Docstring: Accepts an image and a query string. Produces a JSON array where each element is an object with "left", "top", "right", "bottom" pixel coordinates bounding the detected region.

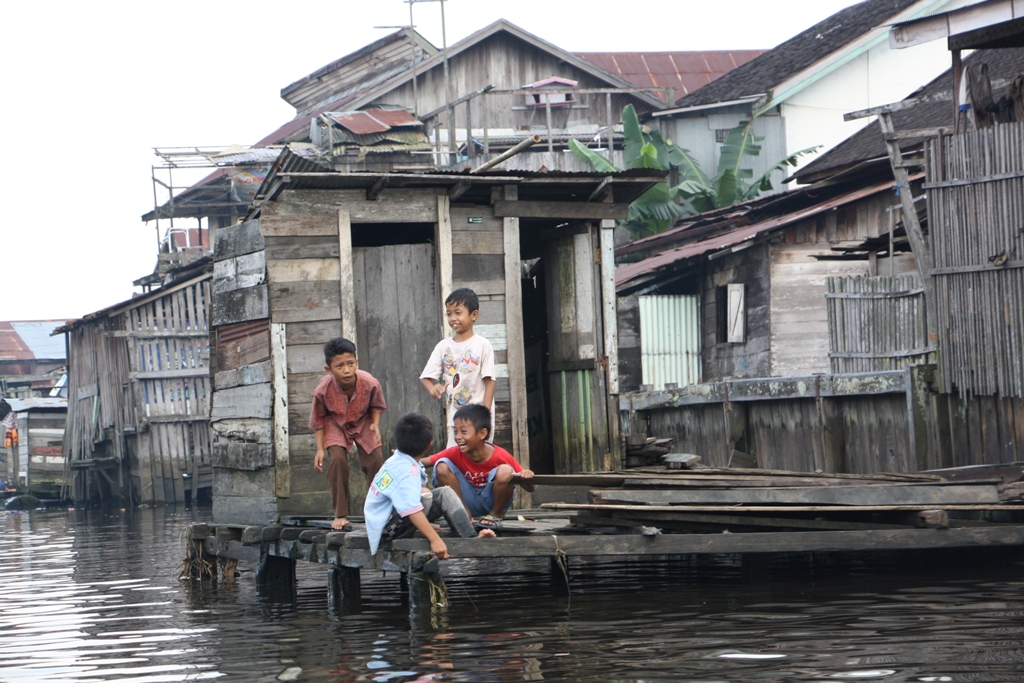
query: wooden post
[
  {"left": 951, "top": 49, "right": 963, "bottom": 134},
  {"left": 545, "top": 99, "right": 554, "bottom": 154},
  {"left": 465, "top": 101, "right": 474, "bottom": 164},
  {"left": 255, "top": 552, "right": 296, "bottom": 591},
  {"left": 271, "top": 323, "right": 289, "bottom": 498},
  {"left": 549, "top": 555, "right": 570, "bottom": 593},
  {"left": 599, "top": 220, "right": 621, "bottom": 468},
  {"left": 327, "top": 565, "right": 362, "bottom": 614},
  {"left": 606, "top": 92, "right": 614, "bottom": 162},
  {"left": 503, "top": 185, "right": 530, "bottom": 507},
  {"left": 483, "top": 92, "right": 490, "bottom": 158},
  {"left": 407, "top": 552, "right": 446, "bottom": 625},
  {"left": 906, "top": 365, "right": 931, "bottom": 472},
  {"left": 436, "top": 195, "right": 453, "bottom": 336},
  {"left": 338, "top": 209, "right": 357, "bottom": 343},
  {"left": 877, "top": 111, "right": 938, "bottom": 349}
]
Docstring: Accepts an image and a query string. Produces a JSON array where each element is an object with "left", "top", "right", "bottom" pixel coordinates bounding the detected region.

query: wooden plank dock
[{"left": 183, "top": 463, "right": 1024, "bottom": 618}]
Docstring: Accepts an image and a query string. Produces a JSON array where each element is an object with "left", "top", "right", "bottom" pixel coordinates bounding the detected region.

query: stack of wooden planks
[{"left": 537, "top": 464, "right": 1024, "bottom": 534}]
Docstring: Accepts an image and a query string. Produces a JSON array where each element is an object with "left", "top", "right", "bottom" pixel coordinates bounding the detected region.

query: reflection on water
[{"left": 3, "top": 507, "right": 1024, "bottom": 682}]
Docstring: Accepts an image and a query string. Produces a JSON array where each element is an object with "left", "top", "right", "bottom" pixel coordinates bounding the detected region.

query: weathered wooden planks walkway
[{"left": 181, "top": 464, "right": 1024, "bottom": 618}]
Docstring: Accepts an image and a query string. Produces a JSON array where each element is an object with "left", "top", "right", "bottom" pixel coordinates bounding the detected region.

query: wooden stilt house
[
  {"left": 209, "top": 150, "right": 660, "bottom": 523},
  {"left": 59, "top": 261, "right": 214, "bottom": 504}
]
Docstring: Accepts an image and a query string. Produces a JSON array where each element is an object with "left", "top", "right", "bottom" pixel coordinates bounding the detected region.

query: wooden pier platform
[{"left": 183, "top": 464, "right": 1024, "bottom": 617}]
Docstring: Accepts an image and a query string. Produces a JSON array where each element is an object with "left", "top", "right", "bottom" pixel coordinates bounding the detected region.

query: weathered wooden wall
[
  {"left": 382, "top": 33, "right": 654, "bottom": 136},
  {"left": 448, "top": 205, "right": 513, "bottom": 448},
  {"left": 210, "top": 219, "right": 276, "bottom": 523},
  {"left": 926, "top": 122, "right": 1024, "bottom": 398},
  {"left": 826, "top": 274, "right": 934, "bottom": 373},
  {"left": 63, "top": 273, "right": 213, "bottom": 505},
  {"left": 616, "top": 291, "right": 643, "bottom": 394},
  {"left": 623, "top": 369, "right": 1024, "bottom": 474},
  {"left": 702, "top": 244, "right": 772, "bottom": 381},
  {"left": 770, "top": 245, "right": 868, "bottom": 376}
]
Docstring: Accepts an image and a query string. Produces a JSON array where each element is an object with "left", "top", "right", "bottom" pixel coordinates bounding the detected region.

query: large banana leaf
[
  {"left": 672, "top": 145, "right": 712, "bottom": 188},
  {"left": 741, "top": 144, "right": 822, "bottom": 200},
  {"left": 713, "top": 120, "right": 762, "bottom": 187},
  {"left": 567, "top": 138, "right": 621, "bottom": 173},
  {"left": 621, "top": 104, "right": 649, "bottom": 168}
]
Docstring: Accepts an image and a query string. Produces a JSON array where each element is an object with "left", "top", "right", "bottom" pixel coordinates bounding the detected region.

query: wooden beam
[
  {"left": 129, "top": 368, "right": 210, "bottom": 381},
  {"left": 448, "top": 179, "right": 472, "bottom": 201},
  {"left": 493, "top": 200, "right": 630, "bottom": 220},
  {"left": 436, "top": 195, "right": 454, "bottom": 336},
  {"left": 877, "top": 112, "right": 938, "bottom": 348},
  {"left": 590, "top": 483, "right": 1001, "bottom": 506},
  {"left": 271, "top": 323, "right": 290, "bottom": 499},
  {"left": 502, "top": 185, "right": 530, "bottom": 508},
  {"left": 599, "top": 220, "right": 619, "bottom": 396},
  {"left": 366, "top": 176, "right": 388, "bottom": 201},
  {"left": 598, "top": 509, "right": 916, "bottom": 531},
  {"left": 587, "top": 176, "right": 613, "bottom": 202},
  {"left": 599, "top": 219, "right": 620, "bottom": 468},
  {"left": 388, "top": 525, "right": 1024, "bottom": 557},
  {"left": 337, "top": 210, "right": 357, "bottom": 343}
]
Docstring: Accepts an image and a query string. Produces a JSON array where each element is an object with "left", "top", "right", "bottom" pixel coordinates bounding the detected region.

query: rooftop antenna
[{"left": 406, "top": 0, "right": 454, "bottom": 164}]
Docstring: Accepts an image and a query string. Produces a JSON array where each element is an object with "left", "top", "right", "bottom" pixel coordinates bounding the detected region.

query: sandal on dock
[{"left": 474, "top": 514, "right": 504, "bottom": 530}]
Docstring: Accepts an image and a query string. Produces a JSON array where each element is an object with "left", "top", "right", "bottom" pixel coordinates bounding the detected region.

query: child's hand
[
  {"left": 428, "top": 383, "right": 445, "bottom": 399},
  {"left": 314, "top": 449, "right": 325, "bottom": 473},
  {"left": 518, "top": 469, "right": 535, "bottom": 480},
  {"left": 430, "top": 537, "right": 450, "bottom": 560},
  {"left": 370, "top": 423, "right": 380, "bottom": 442}
]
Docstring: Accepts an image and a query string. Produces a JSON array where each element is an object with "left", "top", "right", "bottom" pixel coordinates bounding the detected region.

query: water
[{"left": 3, "top": 507, "right": 1024, "bottom": 682}]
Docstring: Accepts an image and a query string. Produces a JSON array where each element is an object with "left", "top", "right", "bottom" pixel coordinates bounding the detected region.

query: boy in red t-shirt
[{"left": 422, "top": 403, "right": 534, "bottom": 528}]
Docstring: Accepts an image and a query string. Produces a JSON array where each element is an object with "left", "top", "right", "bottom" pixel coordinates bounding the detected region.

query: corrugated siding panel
[{"left": 639, "top": 295, "right": 701, "bottom": 390}]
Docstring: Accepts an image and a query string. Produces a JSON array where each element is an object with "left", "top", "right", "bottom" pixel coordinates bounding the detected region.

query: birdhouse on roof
[{"left": 524, "top": 77, "right": 578, "bottom": 107}]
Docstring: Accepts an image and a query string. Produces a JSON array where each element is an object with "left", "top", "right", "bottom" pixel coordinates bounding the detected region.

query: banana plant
[{"left": 569, "top": 105, "right": 820, "bottom": 237}]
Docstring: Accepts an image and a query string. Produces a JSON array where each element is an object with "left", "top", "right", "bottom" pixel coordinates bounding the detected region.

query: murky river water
[{"left": 4, "top": 506, "right": 1024, "bottom": 682}]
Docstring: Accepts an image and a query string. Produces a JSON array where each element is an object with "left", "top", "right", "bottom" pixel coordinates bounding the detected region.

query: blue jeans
[{"left": 431, "top": 457, "right": 512, "bottom": 518}]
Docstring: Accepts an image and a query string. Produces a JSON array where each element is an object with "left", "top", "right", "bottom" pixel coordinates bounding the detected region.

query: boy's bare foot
[
  {"left": 476, "top": 528, "right": 497, "bottom": 538},
  {"left": 331, "top": 517, "right": 352, "bottom": 531}
]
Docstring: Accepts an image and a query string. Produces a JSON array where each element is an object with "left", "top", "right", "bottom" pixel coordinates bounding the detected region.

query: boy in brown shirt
[{"left": 309, "top": 338, "right": 386, "bottom": 530}]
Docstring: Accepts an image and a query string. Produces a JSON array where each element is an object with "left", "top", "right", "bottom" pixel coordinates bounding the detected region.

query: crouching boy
[
  {"left": 364, "top": 412, "right": 494, "bottom": 558},
  {"left": 425, "top": 403, "right": 535, "bottom": 529}
]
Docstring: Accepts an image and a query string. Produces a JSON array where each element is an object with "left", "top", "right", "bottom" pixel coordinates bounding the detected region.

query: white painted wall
[{"left": 781, "top": 34, "right": 956, "bottom": 175}]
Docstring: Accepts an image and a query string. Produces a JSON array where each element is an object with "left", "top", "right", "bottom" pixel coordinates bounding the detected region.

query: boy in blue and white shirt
[{"left": 364, "top": 412, "right": 495, "bottom": 557}]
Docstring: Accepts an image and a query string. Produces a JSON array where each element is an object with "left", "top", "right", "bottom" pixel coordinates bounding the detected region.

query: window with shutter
[{"left": 727, "top": 283, "right": 745, "bottom": 343}]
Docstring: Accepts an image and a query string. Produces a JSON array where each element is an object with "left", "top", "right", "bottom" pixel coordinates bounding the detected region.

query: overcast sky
[{"left": 1, "top": 0, "right": 865, "bottom": 322}]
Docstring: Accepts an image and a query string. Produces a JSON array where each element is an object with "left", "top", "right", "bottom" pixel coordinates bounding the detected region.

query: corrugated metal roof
[
  {"left": 615, "top": 177, "right": 906, "bottom": 289},
  {"left": 329, "top": 109, "right": 423, "bottom": 135},
  {"left": 6, "top": 397, "right": 67, "bottom": 412},
  {"left": 0, "top": 322, "right": 66, "bottom": 361},
  {"left": 252, "top": 148, "right": 664, "bottom": 209},
  {"left": 367, "top": 109, "right": 423, "bottom": 128},
  {"left": 577, "top": 50, "right": 765, "bottom": 100}
]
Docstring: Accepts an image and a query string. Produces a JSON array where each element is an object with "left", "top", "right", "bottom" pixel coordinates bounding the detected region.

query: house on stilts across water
[{"left": 209, "top": 150, "right": 661, "bottom": 523}]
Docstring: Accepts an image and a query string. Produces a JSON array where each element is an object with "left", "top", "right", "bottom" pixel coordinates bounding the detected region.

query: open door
[{"left": 542, "top": 223, "right": 612, "bottom": 473}]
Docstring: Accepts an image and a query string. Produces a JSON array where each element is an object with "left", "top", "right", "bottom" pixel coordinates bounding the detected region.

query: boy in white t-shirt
[{"left": 420, "top": 288, "right": 496, "bottom": 447}]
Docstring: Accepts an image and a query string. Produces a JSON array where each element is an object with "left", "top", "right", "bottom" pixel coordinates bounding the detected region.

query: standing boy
[
  {"left": 424, "top": 403, "right": 535, "bottom": 528},
  {"left": 364, "top": 412, "right": 495, "bottom": 558},
  {"left": 420, "top": 287, "right": 496, "bottom": 448},
  {"left": 310, "top": 337, "right": 386, "bottom": 531}
]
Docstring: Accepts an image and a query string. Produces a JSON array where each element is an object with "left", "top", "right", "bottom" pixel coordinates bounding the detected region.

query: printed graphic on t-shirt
[
  {"left": 376, "top": 470, "right": 393, "bottom": 491},
  {"left": 442, "top": 347, "right": 482, "bottom": 408}
]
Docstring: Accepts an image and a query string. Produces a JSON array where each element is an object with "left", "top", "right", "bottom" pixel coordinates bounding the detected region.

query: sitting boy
[
  {"left": 424, "top": 403, "right": 535, "bottom": 529},
  {"left": 364, "top": 412, "right": 494, "bottom": 558}
]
